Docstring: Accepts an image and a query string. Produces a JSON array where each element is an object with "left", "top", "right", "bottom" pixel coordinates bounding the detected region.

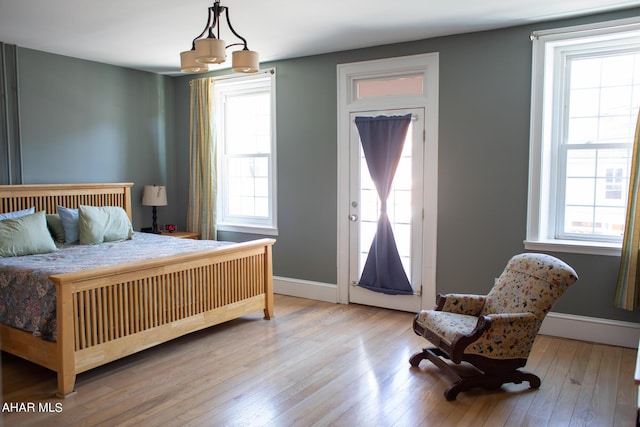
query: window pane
[
  {"left": 565, "top": 177, "right": 595, "bottom": 205},
  {"left": 566, "top": 149, "right": 596, "bottom": 177},
  {"left": 593, "top": 206, "right": 626, "bottom": 237},
  {"left": 225, "top": 91, "right": 271, "bottom": 154},
  {"left": 564, "top": 205, "right": 594, "bottom": 235},
  {"left": 255, "top": 177, "right": 269, "bottom": 198},
  {"left": 254, "top": 157, "right": 269, "bottom": 177},
  {"left": 595, "top": 176, "right": 624, "bottom": 206},
  {"left": 254, "top": 197, "right": 269, "bottom": 217},
  {"left": 598, "top": 115, "right": 634, "bottom": 142},
  {"left": 226, "top": 155, "right": 271, "bottom": 219},
  {"left": 569, "top": 88, "right": 600, "bottom": 117},
  {"left": 600, "top": 86, "right": 633, "bottom": 116},
  {"left": 570, "top": 57, "right": 602, "bottom": 89},
  {"left": 567, "top": 118, "right": 600, "bottom": 144},
  {"left": 356, "top": 74, "right": 424, "bottom": 98},
  {"left": 601, "top": 54, "right": 634, "bottom": 86},
  {"left": 360, "top": 188, "right": 378, "bottom": 222}
]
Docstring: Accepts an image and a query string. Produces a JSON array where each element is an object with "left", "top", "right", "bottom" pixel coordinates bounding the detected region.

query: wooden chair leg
[{"left": 409, "top": 347, "right": 541, "bottom": 401}]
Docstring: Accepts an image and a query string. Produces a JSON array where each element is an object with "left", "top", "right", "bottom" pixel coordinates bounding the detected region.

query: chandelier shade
[
  {"left": 232, "top": 50, "right": 259, "bottom": 73},
  {"left": 180, "top": 0, "right": 259, "bottom": 74},
  {"left": 194, "top": 38, "right": 226, "bottom": 64},
  {"left": 180, "top": 50, "right": 209, "bottom": 73}
]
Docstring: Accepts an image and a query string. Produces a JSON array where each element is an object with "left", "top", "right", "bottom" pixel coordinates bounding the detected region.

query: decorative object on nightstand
[
  {"left": 160, "top": 231, "right": 200, "bottom": 240},
  {"left": 141, "top": 185, "right": 167, "bottom": 234}
]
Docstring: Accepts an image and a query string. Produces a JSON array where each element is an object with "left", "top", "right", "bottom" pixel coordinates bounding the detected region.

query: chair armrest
[
  {"left": 461, "top": 312, "right": 539, "bottom": 360},
  {"left": 436, "top": 293, "right": 486, "bottom": 316}
]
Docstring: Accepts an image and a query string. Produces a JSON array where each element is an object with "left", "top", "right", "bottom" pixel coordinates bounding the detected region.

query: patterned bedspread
[{"left": 0, "top": 233, "right": 232, "bottom": 341}]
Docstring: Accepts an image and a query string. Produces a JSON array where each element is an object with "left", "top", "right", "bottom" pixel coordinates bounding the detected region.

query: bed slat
[{"left": 67, "top": 252, "right": 267, "bottom": 351}]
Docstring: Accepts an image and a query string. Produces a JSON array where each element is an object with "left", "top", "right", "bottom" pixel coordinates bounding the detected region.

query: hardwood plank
[
  {"left": 1, "top": 295, "right": 637, "bottom": 427},
  {"left": 549, "top": 340, "right": 593, "bottom": 425},
  {"left": 616, "top": 346, "right": 637, "bottom": 427}
]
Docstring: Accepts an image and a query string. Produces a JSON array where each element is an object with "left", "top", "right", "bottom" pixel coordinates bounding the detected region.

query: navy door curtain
[{"left": 355, "top": 114, "right": 414, "bottom": 295}]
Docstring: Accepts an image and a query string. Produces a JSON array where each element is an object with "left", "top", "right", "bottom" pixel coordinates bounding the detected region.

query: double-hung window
[
  {"left": 526, "top": 18, "right": 640, "bottom": 255},
  {"left": 214, "top": 70, "right": 277, "bottom": 235}
]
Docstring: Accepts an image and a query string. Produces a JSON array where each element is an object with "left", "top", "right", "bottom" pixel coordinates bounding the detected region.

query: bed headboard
[{"left": 0, "top": 183, "right": 134, "bottom": 221}]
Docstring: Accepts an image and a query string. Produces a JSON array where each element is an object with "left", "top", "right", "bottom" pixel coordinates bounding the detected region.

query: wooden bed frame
[{"left": 0, "top": 182, "right": 275, "bottom": 397}]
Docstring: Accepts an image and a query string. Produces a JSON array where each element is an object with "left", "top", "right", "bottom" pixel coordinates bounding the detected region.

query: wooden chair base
[{"left": 410, "top": 347, "right": 541, "bottom": 401}]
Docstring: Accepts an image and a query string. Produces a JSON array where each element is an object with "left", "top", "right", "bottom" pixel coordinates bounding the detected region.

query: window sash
[
  {"left": 215, "top": 71, "right": 277, "bottom": 234},
  {"left": 554, "top": 48, "right": 637, "bottom": 243}
]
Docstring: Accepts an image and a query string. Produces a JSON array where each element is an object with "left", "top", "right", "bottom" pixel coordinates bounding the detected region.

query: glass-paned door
[{"left": 348, "top": 108, "right": 424, "bottom": 312}]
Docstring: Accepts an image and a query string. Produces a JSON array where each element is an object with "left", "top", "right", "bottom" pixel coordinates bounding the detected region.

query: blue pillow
[
  {"left": 57, "top": 206, "right": 79, "bottom": 244},
  {"left": 0, "top": 206, "right": 35, "bottom": 220}
]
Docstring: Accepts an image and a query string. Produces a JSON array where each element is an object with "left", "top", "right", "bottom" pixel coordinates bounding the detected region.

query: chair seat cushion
[{"left": 415, "top": 310, "right": 479, "bottom": 346}]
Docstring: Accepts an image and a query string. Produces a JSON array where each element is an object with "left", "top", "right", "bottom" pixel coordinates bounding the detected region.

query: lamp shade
[
  {"left": 195, "top": 38, "right": 227, "bottom": 64},
  {"left": 142, "top": 185, "right": 167, "bottom": 207},
  {"left": 180, "top": 50, "right": 209, "bottom": 73},
  {"left": 232, "top": 50, "right": 259, "bottom": 73}
]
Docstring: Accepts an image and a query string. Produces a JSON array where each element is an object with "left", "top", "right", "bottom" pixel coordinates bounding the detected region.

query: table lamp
[{"left": 141, "top": 185, "right": 167, "bottom": 234}]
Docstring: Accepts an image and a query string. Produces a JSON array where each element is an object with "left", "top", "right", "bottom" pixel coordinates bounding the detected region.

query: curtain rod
[
  {"left": 352, "top": 115, "right": 418, "bottom": 122},
  {"left": 189, "top": 68, "right": 275, "bottom": 86}
]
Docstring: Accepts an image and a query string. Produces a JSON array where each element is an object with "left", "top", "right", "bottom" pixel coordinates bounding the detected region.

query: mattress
[{"left": 0, "top": 233, "right": 231, "bottom": 340}]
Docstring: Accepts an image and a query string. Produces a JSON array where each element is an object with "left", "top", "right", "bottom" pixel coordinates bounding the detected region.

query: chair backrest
[{"left": 480, "top": 253, "right": 578, "bottom": 324}]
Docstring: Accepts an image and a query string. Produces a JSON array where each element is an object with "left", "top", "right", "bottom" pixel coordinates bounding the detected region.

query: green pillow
[
  {"left": 46, "top": 214, "right": 66, "bottom": 243},
  {"left": 0, "top": 211, "right": 58, "bottom": 257},
  {"left": 79, "top": 205, "right": 134, "bottom": 245}
]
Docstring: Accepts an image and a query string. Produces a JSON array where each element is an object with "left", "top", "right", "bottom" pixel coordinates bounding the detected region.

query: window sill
[
  {"left": 523, "top": 239, "right": 621, "bottom": 256},
  {"left": 217, "top": 223, "right": 279, "bottom": 236}
]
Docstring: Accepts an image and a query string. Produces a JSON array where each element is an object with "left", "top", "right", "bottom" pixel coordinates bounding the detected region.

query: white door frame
[{"left": 336, "top": 53, "right": 440, "bottom": 310}]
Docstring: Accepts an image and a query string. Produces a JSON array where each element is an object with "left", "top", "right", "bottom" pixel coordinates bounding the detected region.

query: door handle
[{"left": 349, "top": 214, "right": 358, "bottom": 222}]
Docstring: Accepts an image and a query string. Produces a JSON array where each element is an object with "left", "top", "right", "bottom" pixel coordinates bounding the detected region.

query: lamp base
[{"left": 151, "top": 206, "right": 160, "bottom": 234}]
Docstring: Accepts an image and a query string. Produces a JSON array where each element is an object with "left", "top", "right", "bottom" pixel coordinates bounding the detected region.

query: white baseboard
[
  {"left": 273, "top": 276, "right": 338, "bottom": 303},
  {"left": 273, "top": 276, "right": 640, "bottom": 349},
  {"left": 540, "top": 312, "right": 640, "bottom": 349}
]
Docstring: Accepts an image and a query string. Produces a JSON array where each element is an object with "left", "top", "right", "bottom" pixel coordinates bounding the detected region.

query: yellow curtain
[
  {"left": 615, "top": 110, "right": 640, "bottom": 310},
  {"left": 187, "top": 78, "right": 217, "bottom": 240}
]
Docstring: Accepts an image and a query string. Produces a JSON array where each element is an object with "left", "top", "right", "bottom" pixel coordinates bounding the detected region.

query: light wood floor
[{"left": 1, "top": 294, "right": 637, "bottom": 427}]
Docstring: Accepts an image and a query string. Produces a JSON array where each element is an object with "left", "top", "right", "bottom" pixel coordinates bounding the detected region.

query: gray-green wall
[
  {"left": 6, "top": 7, "right": 640, "bottom": 325},
  {"left": 14, "top": 48, "right": 178, "bottom": 230}
]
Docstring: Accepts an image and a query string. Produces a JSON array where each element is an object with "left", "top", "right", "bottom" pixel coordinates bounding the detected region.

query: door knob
[{"left": 349, "top": 214, "right": 358, "bottom": 222}]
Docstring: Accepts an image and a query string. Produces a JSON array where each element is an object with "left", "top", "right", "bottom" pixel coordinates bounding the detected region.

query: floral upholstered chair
[{"left": 410, "top": 253, "right": 578, "bottom": 400}]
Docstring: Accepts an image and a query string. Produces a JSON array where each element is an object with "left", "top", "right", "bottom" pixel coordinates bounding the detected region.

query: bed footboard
[{"left": 49, "top": 238, "right": 275, "bottom": 397}]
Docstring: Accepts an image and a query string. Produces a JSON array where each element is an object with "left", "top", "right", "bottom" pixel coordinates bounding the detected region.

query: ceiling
[{"left": 1, "top": 0, "right": 639, "bottom": 76}]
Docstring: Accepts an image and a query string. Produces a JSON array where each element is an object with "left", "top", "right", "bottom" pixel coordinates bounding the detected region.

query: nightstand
[{"left": 159, "top": 231, "right": 200, "bottom": 240}]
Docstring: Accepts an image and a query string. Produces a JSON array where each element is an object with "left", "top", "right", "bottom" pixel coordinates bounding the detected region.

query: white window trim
[
  {"left": 526, "top": 17, "right": 640, "bottom": 257},
  {"left": 214, "top": 69, "right": 278, "bottom": 235}
]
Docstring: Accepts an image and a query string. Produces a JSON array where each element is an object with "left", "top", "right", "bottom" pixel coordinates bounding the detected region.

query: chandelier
[{"left": 180, "top": 0, "right": 259, "bottom": 74}]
